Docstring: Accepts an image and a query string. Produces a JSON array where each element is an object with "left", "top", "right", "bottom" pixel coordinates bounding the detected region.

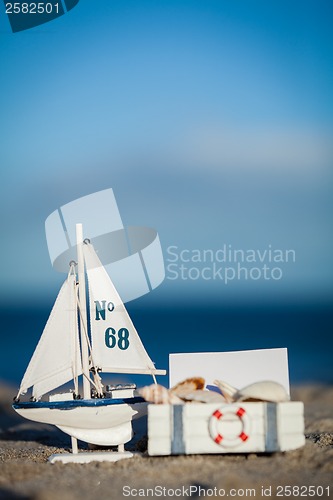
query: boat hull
[{"left": 13, "top": 397, "right": 148, "bottom": 446}]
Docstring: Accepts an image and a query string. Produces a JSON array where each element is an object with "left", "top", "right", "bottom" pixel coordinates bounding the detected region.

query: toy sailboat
[{"left": 13, "top": 224, "right": 166, "bottom": 463}]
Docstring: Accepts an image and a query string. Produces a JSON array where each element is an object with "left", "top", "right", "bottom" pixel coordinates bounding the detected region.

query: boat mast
[{"left": 76, "top": 223, "right": 91, "bottom": 399}]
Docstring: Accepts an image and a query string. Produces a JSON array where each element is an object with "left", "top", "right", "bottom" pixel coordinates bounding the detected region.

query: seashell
[
  {"left": 138, "top": 384, "right": 183, "bottom": 404},
  {"left": 167, "top": 392, "right": 184, "bottom": 404},
  {"left": 182, "top": 390, "right": 227, "bottom": 404},
  {"left": 213, "top": 380, "right": 238, "bottom": 403},
  {"left": 214, "top": 379, "right": 290, "bottom": 403},
  {"left": 236, "top": 381, "right": 290, "bottom": 403},
  {"left": 170, "top": 377, "right": 205, "bottom": 399}
]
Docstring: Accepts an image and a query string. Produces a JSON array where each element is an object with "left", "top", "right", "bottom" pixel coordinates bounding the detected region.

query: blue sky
[{"left": 0, "top": 0, "right": 332, "bottom": 305}]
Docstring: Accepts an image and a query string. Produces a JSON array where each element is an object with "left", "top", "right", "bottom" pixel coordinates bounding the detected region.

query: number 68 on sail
[{"left": 94, "top": 301, "right": 130, "bottom": 350}]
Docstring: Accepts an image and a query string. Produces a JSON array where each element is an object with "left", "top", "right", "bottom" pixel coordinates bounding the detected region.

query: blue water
[{"left": 1, "top": 302, "right": 332, "bottom": 389}]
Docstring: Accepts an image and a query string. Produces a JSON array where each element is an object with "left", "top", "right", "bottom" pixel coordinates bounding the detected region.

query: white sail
[
  {"left": 83, "top": 243, "right": 164, "bottom": 375},
  {"left": 19, "top": 273, "right": 82, "bottom": 400}
]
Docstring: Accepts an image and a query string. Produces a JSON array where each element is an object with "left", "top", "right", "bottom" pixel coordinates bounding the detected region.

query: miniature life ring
[{"left": 208, "top": 406, "right": 250, "bottom": 448}]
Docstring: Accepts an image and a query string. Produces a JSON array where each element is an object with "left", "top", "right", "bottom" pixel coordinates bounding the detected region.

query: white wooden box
[{"left": 148, "top": 402, "right": 305, "bottom": 455}]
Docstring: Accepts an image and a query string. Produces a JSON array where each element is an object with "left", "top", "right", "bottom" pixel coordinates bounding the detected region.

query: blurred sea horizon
[{"left": 2, "top": 300, "right": 332, "bottom": 391}]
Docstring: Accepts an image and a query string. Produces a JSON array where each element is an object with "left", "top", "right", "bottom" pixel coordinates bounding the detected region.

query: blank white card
[{"left": 169, "top": 348, "right": 290, "bottom": 394}]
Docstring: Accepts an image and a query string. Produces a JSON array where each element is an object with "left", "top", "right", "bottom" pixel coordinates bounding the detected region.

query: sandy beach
[{"left": 0, "top": 382, "right": 332, "bottom": 500}]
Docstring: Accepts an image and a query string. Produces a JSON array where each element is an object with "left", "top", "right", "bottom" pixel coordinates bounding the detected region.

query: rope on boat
[
  {"left": 69, "top": 262, "right": 80, "bottom": 397},
  {"left": 75, "top": 284, "right": 104, "bottom": 397}
]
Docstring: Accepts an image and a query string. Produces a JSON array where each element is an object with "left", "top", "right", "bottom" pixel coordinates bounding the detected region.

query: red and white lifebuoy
[{"left": 208, "top": 406, "right": 251, "bottom": 448}]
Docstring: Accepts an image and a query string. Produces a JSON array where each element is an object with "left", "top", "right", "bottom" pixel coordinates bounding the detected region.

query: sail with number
[
  {"left": 83, "top": 243, "right": 163, "bottom": 375},
  {"left": 18, "top": 272, "right": 82, "bottom": 400}
]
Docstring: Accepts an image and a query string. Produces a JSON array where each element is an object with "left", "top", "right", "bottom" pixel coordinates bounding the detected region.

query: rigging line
[
  {"left": 67, "top": 262, "right": 75, "bottom": 279},
  {"left": 75, "top": 286, "right": 104, "bottom": 396},
  {"left": 82, "top": 371, "right": 100, "bottom": 392},
  {"left": 69, "top": 262, "right": 81, "bottom": 396},
  {"left": 75, "top": 288, "right": 93, "bottom": 355},
  {"left": 72, "top": 365, "right": 79, "bottom": 396},
  {"left": 73, "top": 280, "right": 80, "bottom": 394}
]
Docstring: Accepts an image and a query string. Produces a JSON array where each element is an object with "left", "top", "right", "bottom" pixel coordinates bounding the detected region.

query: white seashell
[
  {"left": 170, "top": 377, "right": 205, "bottom": 398},
  {"left": 214, "top": 379, "right": 290, "bottom": 403},
  {"left": 138, "top": 384, "right": 168, "bottom": 403},
  {"left": 168, "top": 393, "right": 185, "bottom": 404},
  {"left": 182, "top": 390, "right": 227, "bottom": 404},
  {"left": 236, "top": 381, "right": 290, "bottom": 403},
  {"left": 138, "top": 384, "right": 183, "bottom": 404},
  {"left": 213, "top": 380, "right": 238, "bottom": 403}
]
